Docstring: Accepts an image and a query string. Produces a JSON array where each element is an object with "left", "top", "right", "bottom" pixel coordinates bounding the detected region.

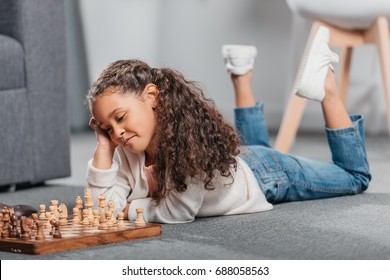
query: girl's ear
[{"left": 143, "top": 83, "right": 159, "bottom": 108}]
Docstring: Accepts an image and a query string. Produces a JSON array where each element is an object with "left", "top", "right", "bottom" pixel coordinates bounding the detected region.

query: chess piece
[
  {"left": 92, "top": 210, "right": 100, "bottom": 226},
  {"left": 31, "top": 213, "right": 38, "bottom": 230},
  {"left": 49, "top": 219, "right": 56, "bottom": 235},
  {"left": 108, "top": 200, "right": 117, "bottom": 225},
  {"left": 85, "top": 187, "right": 92, "bottom": 196},
  {"left": 58, "top": 204, "right": 68, "bottom": 226},
  {"left": 117, "top": 212, "right": 125, "bottom": 228},
  {"left": 38, "top": 204, "right": 46, "bottom": 220},
  {"left": 106, "top": 211, "right": 114, "bottom": 228},
  {"left": 75, "top": 196, "right": 83, "bottom": 220},
  {"left": 20, "top": 216, "right": 32, "bottom": 240},
  {"left": 1, "top": 207, "right": 10, "bottom": 238},
  {"left": 35, "top": 220, "right": 46, "bottom": 240},
  {"left": 72, "top": 207, "right": 81, "bottom": 225},
  {"left": 135, "top": 208, "right": 146, "bottom": 227},
  {"left": 84, "top": 188, "right": 94, "bottom": 223},
  {"left": 82, "top": 209, "right": 90, "bottom": 226},
  {"left": 98, "top": 194, "right": 106, "bottom": 212},
  {"left": 58, "top": 203, "right": 68, "bottom": 218},
  {"left": 8, "top": 207, "right": 15, "bottom": 216},
  {"left": 30, "top": 213, "right": 38, "bottom": 239},
  {"left": 59, "top": 212, "right": 68, "bottom": 226},
  {"left": 52, "top": 220, "right": 62, "bottom": 238},
  {"left": 98, "top": 208, "right": 108, "bottom": 230},
  {"left": 44, "top": 212, "right": 51, "bottom": 228},
  {"left": 0, "top": 213, "right": 3, "bottom": 235},
  {"left": 9, "top": 214, "right": 21, "bottom": 238},
  {"left": 49, "top": 205, "right": 56, "bottom": 220},
  {"left": 50, "top": 200, "right": 60, "bottom": 219},
  {"left": 0, "top": 203, "right": 37, "bottom": 218}
]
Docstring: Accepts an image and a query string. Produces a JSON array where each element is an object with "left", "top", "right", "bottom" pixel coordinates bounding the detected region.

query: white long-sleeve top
[{"left": 87, "top": 146, "right": 273, "bottom": 224}]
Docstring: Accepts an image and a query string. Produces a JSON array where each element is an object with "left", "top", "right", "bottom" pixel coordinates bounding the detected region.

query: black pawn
[
  {"left": 9, "top": 214, "right": 20, "bottom": 238},
  {"left": 53, "top": 220, "right": 62, "bottom": 239}
]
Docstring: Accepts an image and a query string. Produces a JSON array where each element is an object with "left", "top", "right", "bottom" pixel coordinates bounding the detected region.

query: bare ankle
[
  {"left": 323, "top": 69, "right": 338, "bottom": 100},
  {"left": 232, "top": 72, "right": 256, "bottom": 107},
  {"left": 231, "top": 71, "right": 253, "bottom": 87}
]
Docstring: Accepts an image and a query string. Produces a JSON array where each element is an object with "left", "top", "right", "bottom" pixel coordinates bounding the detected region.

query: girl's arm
[
  {"left": 87, "top": 117, "right": 130, "bottom": 213},
  {"left": 127, "top": 182, "right": 207, "bottom": 223},
  {"left": 86, "top": 156, "right": 131, "bottom": 217},
  {"left": 92, "top": 145, "right": 115, "bottom": 170}
]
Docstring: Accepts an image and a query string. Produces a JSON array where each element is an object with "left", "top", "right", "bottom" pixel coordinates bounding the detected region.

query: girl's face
[{"left": 91, "top": 84, "right": 158, "bottom": 155}]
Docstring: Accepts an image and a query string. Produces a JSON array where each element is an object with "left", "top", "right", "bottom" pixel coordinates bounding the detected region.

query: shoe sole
[
  {"left": 222, "top": 45, "right": 257, "bottom": 75},
  {"left": 291, "top": 25, "right": 328, "bottom": 97},
  {"left": 222, "top": 45, "right": 257, "bottom": 59}
]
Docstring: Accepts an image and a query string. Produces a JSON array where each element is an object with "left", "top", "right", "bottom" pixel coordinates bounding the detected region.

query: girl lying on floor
[{"left": 85, "top": 26, "right": 371, "bottom": 223}]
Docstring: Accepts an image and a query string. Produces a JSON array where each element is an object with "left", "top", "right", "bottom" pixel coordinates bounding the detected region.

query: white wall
[
  {"left": 72, "top": 0, "right": 388, "bottom": 135},
  {"left": 77, "top": 0, "right": 292, "bottom": 133},
  {"left": 79, "top": 0, "right": 162, "bottom": 81},
  {"left": 157, "top": 0, "right": 295, "bottom": 130}
]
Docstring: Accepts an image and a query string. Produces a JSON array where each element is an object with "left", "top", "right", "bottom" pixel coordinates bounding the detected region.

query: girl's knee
[{"left": 353, "top": 172, "right": 371, "bottom": 194}]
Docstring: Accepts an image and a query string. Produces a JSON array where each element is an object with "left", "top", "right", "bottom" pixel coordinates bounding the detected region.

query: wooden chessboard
[{"left": 0, "top": 220, "right": 162, "bottom": 255}]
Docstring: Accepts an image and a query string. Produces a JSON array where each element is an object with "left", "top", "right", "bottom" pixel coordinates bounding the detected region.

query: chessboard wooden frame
[{"left": 0, "top": 222, "right": 161, "bottom": 255}]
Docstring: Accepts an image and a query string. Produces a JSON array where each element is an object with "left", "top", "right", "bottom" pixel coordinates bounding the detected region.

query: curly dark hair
[{"left": 86, "top": 59, "right": 240, "bottom": 202}]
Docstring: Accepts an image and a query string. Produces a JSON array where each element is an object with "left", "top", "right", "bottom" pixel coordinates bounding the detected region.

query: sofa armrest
[{"left": 0, "top": 0, "right": 70, "bottom": 182}]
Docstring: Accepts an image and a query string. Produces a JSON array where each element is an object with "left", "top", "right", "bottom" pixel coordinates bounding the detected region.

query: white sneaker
[
  {"left": 293, "top": 26, "right": 339, "bottom": 102},
  {"left": 222, "top": 44, "right": 257, "bottom": 75}
]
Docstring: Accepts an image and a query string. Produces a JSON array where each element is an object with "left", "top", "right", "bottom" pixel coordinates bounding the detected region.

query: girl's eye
[
  {"left": 117, "top": 114, "right": 126, "bottom": 122},
  {"left": 105, "top": 127, "right": 112, "bottom": 133}
]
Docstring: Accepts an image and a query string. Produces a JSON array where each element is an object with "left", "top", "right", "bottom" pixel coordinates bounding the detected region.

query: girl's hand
[
  {"left": 89, "top": 117, "right": 117, "bottom": 150},
  {"left": 123, "top": 202, "right": 131, "bottom": 220},
  {"left": 90, "top": 117, "right": 116, "bottom": 169}
]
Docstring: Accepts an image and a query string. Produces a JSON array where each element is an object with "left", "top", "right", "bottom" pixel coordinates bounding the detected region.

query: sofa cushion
[{"left": 0, "top": 34, "right": 25, "bottom": 90}]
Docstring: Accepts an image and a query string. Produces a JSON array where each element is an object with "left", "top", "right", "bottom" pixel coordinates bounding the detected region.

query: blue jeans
[{"left": 236, "top": 103, "right": 371, "bottom": 204}]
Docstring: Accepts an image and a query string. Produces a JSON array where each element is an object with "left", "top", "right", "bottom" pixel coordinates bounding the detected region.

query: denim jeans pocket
[{"left": 240, "top": 146, "right": 285, "bottom": 184}]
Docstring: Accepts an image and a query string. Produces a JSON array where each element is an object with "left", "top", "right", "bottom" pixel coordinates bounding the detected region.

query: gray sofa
[{"left": 0, "top": 0, "right": 70, "bottom": 187}]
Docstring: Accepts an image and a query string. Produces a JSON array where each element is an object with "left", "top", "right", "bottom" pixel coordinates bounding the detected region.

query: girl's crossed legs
[{"left": 230, "top": 66, "right": 371, "bottom": 204}]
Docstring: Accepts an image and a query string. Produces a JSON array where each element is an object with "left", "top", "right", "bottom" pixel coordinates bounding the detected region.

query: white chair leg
[
  {"left": 338, "top": 47, "right": 353, "bottom": 105},
  {"left": 366, "top": 17, "right": 390, "bottom": 137},
  {"left": 274, "top": 95, "right": 307, "bottom": 153}
]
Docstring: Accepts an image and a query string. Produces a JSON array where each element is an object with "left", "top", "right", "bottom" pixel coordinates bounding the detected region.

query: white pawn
[
  {"left": 44, "top": 212, "right": 52, "bottom": 228},
  {"left": 38, "top": 204, "right": 46, "bottom": 220},
  {"left": 98, "top": 210, "right": 108, "bottom": 230},
  {"left": 117, "top": 212, "right": 125, "bottom": 228},
  {"left": 75, "top": 196, "right": 83, "bottom": 220},
  {"left": 108, "top": 200, "right": 117, "bottom": 225},
  {"left": 135, "top": 208, "right": 146, "bottom": 227},
  {"left": 98, "top": 194, "right": 106, "bottom": 207},
  {"left": 98, "top": 194, "right": 106, "bottom": 215},
  {"left": 82, "top": 209, "right": 90, "bottom": 226},
  {"left": 49, "top": 205, "right": 56, "bottom": 221},
  {"left": 85, "top": 187, "right": 92, "bottom": 197},
  {"left": 106, "top": 211, "right": 114, "bottom": 228},
  {"left": 92, "top": 210, "right": 100, "bottom": 226},
  {"left": 72, "top": 208, "right": 81, "bottom": 225}
]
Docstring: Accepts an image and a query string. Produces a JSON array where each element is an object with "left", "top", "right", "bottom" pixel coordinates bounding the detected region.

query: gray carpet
[{"left": 1, "top": 133, "right": 390, "bottom": 259}]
